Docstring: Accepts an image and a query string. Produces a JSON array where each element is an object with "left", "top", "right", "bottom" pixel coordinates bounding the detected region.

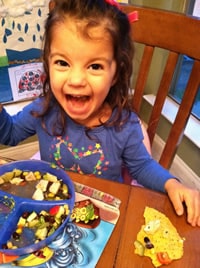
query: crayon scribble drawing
[{"left": 8, "top": 62, "right": 44, "bottom": 101}]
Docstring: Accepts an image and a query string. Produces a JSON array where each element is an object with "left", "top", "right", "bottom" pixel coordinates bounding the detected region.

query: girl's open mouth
[
  {"left": 65, "top": 94, "right": 92, "bottom": 117},
  {"left": 67, "top": 95, "right": 90, "bottom": 103}
]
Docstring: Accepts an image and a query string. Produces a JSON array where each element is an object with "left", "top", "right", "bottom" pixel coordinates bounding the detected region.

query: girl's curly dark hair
[{"left": 33, "top": 0, "right": 134, "bottom": 135}]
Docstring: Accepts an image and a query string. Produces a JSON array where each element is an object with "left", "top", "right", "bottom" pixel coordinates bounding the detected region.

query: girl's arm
[
  {"left": 0, "top": 101, "right": 38, "bottom": 145},
  {"left": 140, "top": 120, "right": 151, "bottom": 155}
]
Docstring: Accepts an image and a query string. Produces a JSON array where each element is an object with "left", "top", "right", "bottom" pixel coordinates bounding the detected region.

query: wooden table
[
  {"left": 115, "top": 186, "right": 200, "bottom": 268},
  {"left": 0, "top": 155, "right": 199, "bottom": 267}
]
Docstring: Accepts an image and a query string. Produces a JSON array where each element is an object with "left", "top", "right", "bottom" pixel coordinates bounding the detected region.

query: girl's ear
[
  {"left": 111, "top": 73, "right": 118, "bottom": 87},
  {"left": 49, "top": 0, "right": 56, "bottom": 11}
]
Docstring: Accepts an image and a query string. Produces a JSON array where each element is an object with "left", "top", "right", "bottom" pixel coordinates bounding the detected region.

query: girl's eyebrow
[
  {"left": 89, "top": 57, "right": 113, "bottom": 64},
  {"left": 49, "top": 52, "right": 67, "bottom": 59}
]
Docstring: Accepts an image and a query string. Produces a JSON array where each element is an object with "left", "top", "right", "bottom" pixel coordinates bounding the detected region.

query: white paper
[{"left": 8, "top": 62, "right": 44, "bottom": 101}]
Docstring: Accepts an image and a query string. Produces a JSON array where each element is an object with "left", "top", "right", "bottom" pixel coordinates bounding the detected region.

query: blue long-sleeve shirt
[{"left": 0, "top": 97, "right": 174, "bottom": 192}]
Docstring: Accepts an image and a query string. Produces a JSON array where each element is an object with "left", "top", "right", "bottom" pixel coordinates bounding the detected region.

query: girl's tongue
[
  {"left": 67, "top": 95, "right": 90, "bottom": 107},
  {"left": 66, "top": 94, "right": 91, "bottom": 115}
]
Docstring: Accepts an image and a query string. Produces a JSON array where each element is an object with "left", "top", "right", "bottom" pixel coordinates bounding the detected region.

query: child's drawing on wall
[
  {"left": 0, "top": 0, "right": 49, "bottom": 102},
  {"left": 8, "top": 62, "right": 44, "bottom": 101}
]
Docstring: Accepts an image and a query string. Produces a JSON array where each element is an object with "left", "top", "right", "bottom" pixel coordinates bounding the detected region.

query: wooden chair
[{"left": 121, "top": 4, "right": 200, "bottom": 170}]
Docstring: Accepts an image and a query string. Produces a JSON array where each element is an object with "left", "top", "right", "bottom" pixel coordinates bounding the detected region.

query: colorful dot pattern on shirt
[{"left": 49, "top": 136, "right": 110, "bottom": 176}]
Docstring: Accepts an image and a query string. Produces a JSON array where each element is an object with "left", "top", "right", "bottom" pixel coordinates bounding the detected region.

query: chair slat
[
  {"left": 147, "top": 51, "right": 179, "bottom": 144},
  {"left": 159, "top": 60, "right": 200, "bottom": 168},
  {"left": 133, "top": 45, "right": 154, "bottom": 113}
]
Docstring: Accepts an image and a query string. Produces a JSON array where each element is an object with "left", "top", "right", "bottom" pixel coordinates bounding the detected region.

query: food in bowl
[
  {"left": 0, "top": 169, "right": 71, "bottom": 201},
  {"left": 0, "top": 160, "right": 75, "bottom": 256},
  {"left": 3, "top": 204, "right": 70, "bottom": 250}
]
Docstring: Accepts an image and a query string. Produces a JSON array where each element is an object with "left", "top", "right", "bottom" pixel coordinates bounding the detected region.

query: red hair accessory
[
  {"left": 105, "top": 0, "right": 139, "bottom": 23},
  {"left": 105, "top": 0, "right": 120, "bottom": 9}
]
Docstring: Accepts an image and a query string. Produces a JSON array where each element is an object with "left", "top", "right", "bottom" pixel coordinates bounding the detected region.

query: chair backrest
[{"left": 121, "top": 4, "right": 200, "bottom": 169}]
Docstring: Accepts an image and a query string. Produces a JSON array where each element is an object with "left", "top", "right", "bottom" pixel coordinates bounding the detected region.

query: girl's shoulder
[
  {"left": 25, "top": 96, "right": 57, "bottom": 114},
  {"left": 118, "top": 109, "right": 140, "bottom": 127},
  {"left": 108, "top": 109, "right": 142, "bottom": 136},
  {"left": 25, "top": 96, "right": 45, "bottom": 110}
]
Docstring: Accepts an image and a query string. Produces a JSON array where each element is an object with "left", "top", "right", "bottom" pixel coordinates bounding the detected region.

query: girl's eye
[
  {"left": 55, "top": 60, "right": 69, "bottom": 67},
  {"left": 90, "top": 64, "right": 103, "bottom": 70}
]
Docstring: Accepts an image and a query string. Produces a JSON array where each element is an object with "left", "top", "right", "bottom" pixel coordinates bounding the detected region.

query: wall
[{"left": 193, "top": 0, "right": 200, "bottom": 16}]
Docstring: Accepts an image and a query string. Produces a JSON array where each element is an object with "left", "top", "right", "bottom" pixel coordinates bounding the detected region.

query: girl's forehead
[
  {"left": 53, "top": 16, "right": 113, "bottom": 40},
  {"left": 49, "top": 18, "right": 115, "bottom": 60}
]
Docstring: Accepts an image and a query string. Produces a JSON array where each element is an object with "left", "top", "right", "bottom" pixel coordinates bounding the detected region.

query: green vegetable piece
[
  {"left": 37, "top": 222, "right": 49, "bottom": 229},
  {"left": 134, "top": 240, "right": 145, "bottom": 256},
  {"left": 28, "top": 219, "right": 39, "bottom": 228},
  {"left": 85, "top": 204, "right": 95, "bottom": 220},
  {"left": 39, "top": 215, "right": 45, "bottom": 224}
]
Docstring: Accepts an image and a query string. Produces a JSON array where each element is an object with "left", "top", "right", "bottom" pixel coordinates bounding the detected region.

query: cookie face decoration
[
  {"left": 134, "top": 207, "right": 185, "bottom": 267},
  {"left": 71, "top": 199, "right": 100, "bottom": 229}
]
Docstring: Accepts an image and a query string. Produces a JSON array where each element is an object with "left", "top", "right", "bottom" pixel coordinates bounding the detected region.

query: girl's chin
[
  {"left": 68, "top": 114, "right": 94, "bottom": 126},
  {"left": 64, "top": 106, "right": 92, "bottom": 124},
  {"left": 65, "top": 108, "right": 98, "bottom": 127}
]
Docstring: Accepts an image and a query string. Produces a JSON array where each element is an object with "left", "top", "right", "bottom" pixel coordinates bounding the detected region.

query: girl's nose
[{"left": 67, "top": 67, "right": 86, "bottom": 87}]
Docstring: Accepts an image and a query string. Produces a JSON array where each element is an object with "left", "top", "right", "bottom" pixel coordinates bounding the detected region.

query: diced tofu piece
[
  {"left": 25, "top": 171, "right": 37, "bottom": 181},
  {"left": 40, "top": 210, "right": 49, "bottom": 216},
  {"left": 17, "top": 217, "right": 27, "bottom": 227},
  {"left": 35, "top": 227, "right": 48, "bottom": 240},
  {"left": 26, "top": 211, "right": 38, "bottom": 222},
  {"left": 10, "top": 177, "right": 24, "bottom": 185},
  {"left": 7, "top": 241, "right": 13, "bottom": 249},
  {"left": 32, "top": 188, "right": 44, "bottom": 200},
  {"left": 43, "top": 172, "right": 58, "bottom": 182},
  {"left": 36, "top": 179, "right": 49, "bottom": 192},
  {"left": 55, "top": 205, "right": 65, "bottom": 219},
  {"left": 49, "top": 181, "right": 61, "bottom": 195},
  {"left": 62, "top": 184, "right": 68, "bottom": 194}
]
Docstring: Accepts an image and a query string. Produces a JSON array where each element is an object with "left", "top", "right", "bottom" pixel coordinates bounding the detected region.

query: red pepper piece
[
  {"left": 157, "top": 252, "right": 172, "bottom": 265},
  {"left": 49, "top": 205, "right": 60, "bottom": 216}
]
